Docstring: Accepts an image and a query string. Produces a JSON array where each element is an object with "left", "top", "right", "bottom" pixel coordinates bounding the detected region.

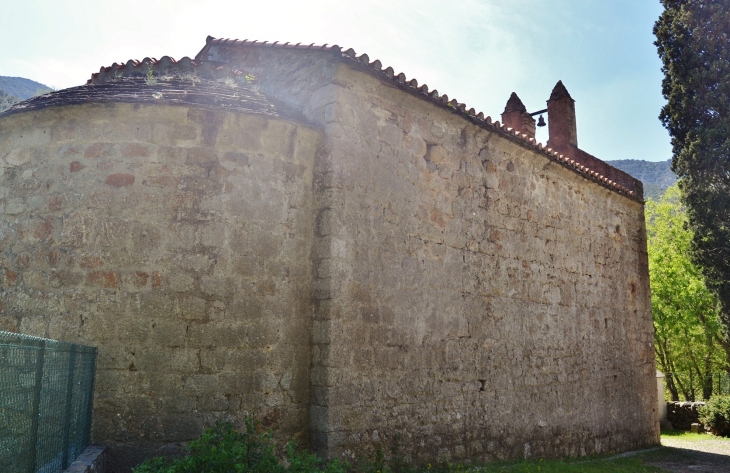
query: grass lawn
[
  {"left": 659, "top": 429, "right": 716, "bottom": 441},
  {"left": 452, "top": 456, "right": 663, "bottom": 472},
  {"left": 430, "top": 431, "right": 729, "bottom": 472}
]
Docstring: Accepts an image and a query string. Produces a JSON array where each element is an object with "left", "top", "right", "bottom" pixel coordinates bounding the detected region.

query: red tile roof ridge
[
  {"left": 197, "top": 36, "right": 641, "bottom": 201},
  {"left": 87, "top": 55, "right": 244, "bottom": 85}
]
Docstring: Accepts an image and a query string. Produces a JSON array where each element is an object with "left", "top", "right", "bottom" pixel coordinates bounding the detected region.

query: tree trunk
[
  {"left": 665, "top": 373, "right": 680, "bottom": 401},
  {"left": 702, "top": 331, "right": 714, "bottom": 400}
]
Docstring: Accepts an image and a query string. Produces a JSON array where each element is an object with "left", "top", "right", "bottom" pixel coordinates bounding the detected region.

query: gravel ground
[{"left": 638, "top": 435, "right": 730, "bottom": 473}]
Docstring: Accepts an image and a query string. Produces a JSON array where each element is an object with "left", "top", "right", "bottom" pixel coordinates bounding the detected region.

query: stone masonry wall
[
  {"left": 0, "top": 102, "right": 322, "bottom": 469},
  {"left": 324, "top": 63, "right": 658, "bottom": 461},
  {"left": 214, "top": 46, "right": 659, "bottom": 462},
  {"left": 1, "top": 44, "right": 660, "bottom": 466}
]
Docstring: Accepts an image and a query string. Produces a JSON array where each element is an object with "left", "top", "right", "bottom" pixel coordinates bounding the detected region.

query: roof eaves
[{"left": 197, "top": 36, "right": 641, "bottom": 201}]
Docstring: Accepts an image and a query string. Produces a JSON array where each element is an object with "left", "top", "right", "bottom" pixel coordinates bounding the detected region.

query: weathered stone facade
[
  {"left": 0, "top": 37, "right": 659, "bottom": 469},
  {"left": 0, "top": 84, "right": 321, "bottom": 468}
]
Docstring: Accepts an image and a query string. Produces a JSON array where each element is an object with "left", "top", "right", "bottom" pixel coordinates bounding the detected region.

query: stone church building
[{"left": 0, "top": 36, "right": 658, "bottom": 468}]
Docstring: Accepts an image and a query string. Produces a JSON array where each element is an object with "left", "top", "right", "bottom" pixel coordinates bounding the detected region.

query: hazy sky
[{"left": 1, "top": 0, "right": 671, "bottom": 162}]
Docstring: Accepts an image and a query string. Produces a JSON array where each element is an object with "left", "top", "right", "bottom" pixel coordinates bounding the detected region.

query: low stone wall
[
  {"left": 667, "top": 402, "right": 705, "bottom": 430},
  {"left": 64, "top": 446, "right": 107, "bottom": 473}
]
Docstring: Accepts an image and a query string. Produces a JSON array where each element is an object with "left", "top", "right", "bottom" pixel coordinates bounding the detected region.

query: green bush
[
  {"left": 698, "top": 395, "right": 730, "bottom": 437},
  {"left": 132, "top": 420, "right": 347, "bottom": 473},
  {"left": 356, "top": 436, "right": 414, "bottom": 473}
]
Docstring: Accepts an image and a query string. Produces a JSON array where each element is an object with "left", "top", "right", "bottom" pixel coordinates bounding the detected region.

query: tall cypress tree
[{"left": 654, "top": 0, "right": 730, "bottom": 356}]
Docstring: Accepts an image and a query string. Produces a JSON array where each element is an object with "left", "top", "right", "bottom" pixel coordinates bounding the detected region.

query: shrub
[
  {"left": 356, "top": 436, "right": 414, "bottom": 473},
  {"left": 698, "top": 395, "right": 730, "bottom": 437},
  {"left": 132, "top": 420, "right": 347, "bottom": 473}
]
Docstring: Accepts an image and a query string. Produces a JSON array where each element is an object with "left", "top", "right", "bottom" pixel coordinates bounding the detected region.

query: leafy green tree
[
  {"left": 647, "top": 185, "right": 727, "bottom": 400},
  {"left": 0, "top": 89, "right": 19, "bottom": 113},
  {"left": 654, "top": 0, "right": 730, "bottom": 351}
]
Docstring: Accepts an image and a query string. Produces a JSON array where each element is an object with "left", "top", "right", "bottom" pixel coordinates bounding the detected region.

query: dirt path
[{"left": 638, "top": 435, "right": 730, "bottom": 473}]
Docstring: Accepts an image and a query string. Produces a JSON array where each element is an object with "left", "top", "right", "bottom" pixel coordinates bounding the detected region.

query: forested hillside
[
  {"left": 0, "top": 90, "right": 19, "bottom": 113},
  {"left": 0, "top": 76, "right": 52, "bottom": 100},
  {"left": 607, "top": 159, "right": 676, "bottom": 200},
  {"left": 0, "top": 76, "right": 53, "bottom": 113}
]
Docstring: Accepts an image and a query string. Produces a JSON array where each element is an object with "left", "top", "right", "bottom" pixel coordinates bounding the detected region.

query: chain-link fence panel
[{"left": 0, "top": 332, "right": 97, "bottom": 473}]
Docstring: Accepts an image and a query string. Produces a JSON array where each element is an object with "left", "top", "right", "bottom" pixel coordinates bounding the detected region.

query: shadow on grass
[
  {"left": 637, "top": 446, "right": 730, "bottom": 473},
  {"left": 427, "top": 453, "right": 667, "bottom": 473},
  {"left": 467, "top": 456, "right": 664, "bottom": 472}
]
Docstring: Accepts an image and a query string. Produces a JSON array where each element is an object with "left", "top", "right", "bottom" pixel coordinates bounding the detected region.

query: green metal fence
[{"left": 0, "top": 332, "right": 97, "bottom": 473}]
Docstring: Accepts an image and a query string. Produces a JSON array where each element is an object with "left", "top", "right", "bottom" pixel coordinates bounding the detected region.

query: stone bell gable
[
  {"left": 0, "top": 36, "right": 658, "bottom": 469},
  {"left": 500, "top": 92, "right": 536, "bottom": 140}
]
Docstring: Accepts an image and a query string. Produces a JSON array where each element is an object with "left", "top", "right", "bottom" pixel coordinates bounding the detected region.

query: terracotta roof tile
[{"left": 87, "top": 56, "right": 243, "bottom": 85}]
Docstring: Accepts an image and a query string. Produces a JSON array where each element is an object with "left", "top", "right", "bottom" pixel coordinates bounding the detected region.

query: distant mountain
[
  {"left": 0, "top": 76, "right": 53, "bottom": 101},
  {"left": 606, "top": 159, "right": 676, "bottom": 201}
]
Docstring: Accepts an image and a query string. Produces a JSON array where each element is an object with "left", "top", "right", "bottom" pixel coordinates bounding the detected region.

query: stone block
[
  {"left": 86, "top": 270, "right": 118, "bottom": 288},
  {"left": 199, "top": 275, "right": 233, "bottom": 299},
  {"left": 61, "top": 210, "right": 96, "bottom": 247},
  {"left": 159, "top": 413, "right": 204, "bottom": 442},
  {"left": 174, "top": 125, "right": 198, "bottom": 141},
  {"left": 63, "top": 446, "right": 107, "bottom": 473},
  {"left": 222, "top": 151, "right": 251, "bottom": 169},
  {"left": 2, "top": 148, "right": 32, "bottom": 167},
  {"left": 187, "top": 323, "right": 247, "bottom": 348},
  {"left": 160, "top": 223, "right": 195, "bottom": 251},
  {"left": 105, "top": 173, "right": 135, "bottom": 187},
  {"left": 4, "top": 198, "right": 27, "bottom": 215},
  {"left": 84, "top": 142, "right": 115, "bottom": 160},
  {"left": 198, "top": 222, "right": 226, "bottom": 248},
  {"left": 174, "top": 294, "right": 207, "bottom": 319},
  {"left": 261, "top": 121, "right": 297, "bottom": 157},
  {"left": 218, "top": 115, "right": 265, "bottom": 151},
  {"left": 186, "top": 147, "right": 218, "bottom": 165},
  {"left": 142, "top": 174, "right": 179, "bottom": 188},
  {"left": 121, "top": 143, "right": 151, "bottom": 158}
]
